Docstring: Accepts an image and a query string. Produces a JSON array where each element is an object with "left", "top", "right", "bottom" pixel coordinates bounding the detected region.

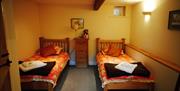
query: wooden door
[{"left": 0, "top": 0, "right": 12, "bottom": 91}]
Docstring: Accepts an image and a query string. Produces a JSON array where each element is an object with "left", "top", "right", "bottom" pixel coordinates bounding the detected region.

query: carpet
[{"left": 60, "top": 68, "right": 97, "bottom": 91}]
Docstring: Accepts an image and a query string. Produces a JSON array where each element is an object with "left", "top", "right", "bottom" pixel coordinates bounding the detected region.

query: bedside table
[{"left": 75, "top": 38, "right": 88, "bottom": 68}]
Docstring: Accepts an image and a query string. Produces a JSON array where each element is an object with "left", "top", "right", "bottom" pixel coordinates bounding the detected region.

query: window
[{"left": 113, "top": 6, "right": 126, "bottom": 16}]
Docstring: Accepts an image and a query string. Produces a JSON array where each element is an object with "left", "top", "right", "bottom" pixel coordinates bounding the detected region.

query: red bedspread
[
  {"left": 96, "top": 52, "right": 154, "bottom": 88},
  {"left": 20, "top": 52, "right": 69, "bottom": 87}
]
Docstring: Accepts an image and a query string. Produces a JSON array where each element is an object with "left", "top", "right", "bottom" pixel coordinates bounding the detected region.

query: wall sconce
[
  {"left": 142, "top": 11, "right": 151, "bottom": 22},
  {"left": 142, "top": 0, "right": 156, "bottom": 22},
  {"left": 71, "top": 18, "right": 84, "bottom": 31},
  {"left": 142, "top": 11, "right": 151, "bottom": 15}
]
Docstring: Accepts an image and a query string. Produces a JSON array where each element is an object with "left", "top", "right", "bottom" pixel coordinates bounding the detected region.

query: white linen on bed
[
  {"left": 115, "top": 61, "right": 137, "bottom": 74},
  {"left": 19, "top": 61, "right": 47, "bottom": 72}
]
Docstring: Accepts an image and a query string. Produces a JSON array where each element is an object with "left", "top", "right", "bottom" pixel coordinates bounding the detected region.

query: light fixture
[
  {"left": 142, "top": 0, "right": 156, "bottom": 22},
  {"left": 143, "top": 0, "right": 156, "bottom": 13},
  {"left": 142, "top": 11, "right": 151, "bottom": 22},
  {"left": 142, "top": 11, "right": 151, "bottom": 15}
]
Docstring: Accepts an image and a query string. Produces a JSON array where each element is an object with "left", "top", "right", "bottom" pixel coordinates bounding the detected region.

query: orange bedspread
[
  {"left": 20, "top": 52, "right": 69, "bottom": 87},
  {"left": 96, "top": 52, "right": 154, "bottom": 88}
]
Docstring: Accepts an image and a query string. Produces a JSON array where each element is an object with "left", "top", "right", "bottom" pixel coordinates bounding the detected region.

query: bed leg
[
  {"left": 149, "top": 84, "right": 155, "bottom": 91},
  {"left": 104, "top": 86, "right": 108, "bottom": 91},
  {"left": 48, "top": 83, "right": 53, "bottom": 91}
]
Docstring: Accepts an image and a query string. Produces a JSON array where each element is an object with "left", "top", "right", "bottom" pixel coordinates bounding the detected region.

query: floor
[
  {"left": 56, "top": 66, "right": 149, "bottom": 91},
  {"left": 21, "top": 66, "right": 150, "bottom": 91},
  {"left": 54, "top": 66, "right": 103, "bottom": 91},
  {"left": 60, "top": 67, "right": 96, "bottom": 91}
]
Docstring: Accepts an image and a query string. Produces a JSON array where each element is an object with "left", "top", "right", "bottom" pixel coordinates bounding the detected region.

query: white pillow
[
  {"left": 115, "top": 61, "right": 137, "bottom": 74},
  {"left": 19, "top": 61, "right": 47, "bottom": 72}
]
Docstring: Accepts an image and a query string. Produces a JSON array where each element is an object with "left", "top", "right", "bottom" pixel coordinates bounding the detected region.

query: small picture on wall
[
  {"left": 168, "top": 10, "right": 180, "bottom": 30},
  {"left": 71, "top": 18, "right": 84, "bottom": 30}
]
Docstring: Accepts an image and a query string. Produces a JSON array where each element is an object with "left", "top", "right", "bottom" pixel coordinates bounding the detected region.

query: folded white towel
[
  {"left": 19, "top": 61, "right": 47, "bottom": 72},
  {"left": 115, "top": 61, "right": 137, "bottom": 74}
]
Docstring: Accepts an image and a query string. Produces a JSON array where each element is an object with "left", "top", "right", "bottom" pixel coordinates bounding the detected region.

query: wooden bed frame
[
  {"left": 96, "top": 38, "right": 155, "bottom": 91},
  {"left": 21, "top": 37, "right": 70, "bottom": 91},
  {"left": 96, "top": 38, "right": 126, "bottom": 54}
]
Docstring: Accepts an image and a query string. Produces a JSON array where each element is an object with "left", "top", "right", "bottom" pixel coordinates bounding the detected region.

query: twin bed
[
  {"left": 19, "top": 37, "right": 155, "bottom": 91},
  {"left": 96, "top": 38, "right": 155, "bottom": 91},
  {"left": 20, "top": 37, "right": 70, "bottom": 91}
]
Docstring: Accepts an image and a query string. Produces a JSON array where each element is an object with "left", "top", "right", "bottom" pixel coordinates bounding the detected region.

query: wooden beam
[{"left": 93, "top": 0, "right": 105, "bottom": 10}]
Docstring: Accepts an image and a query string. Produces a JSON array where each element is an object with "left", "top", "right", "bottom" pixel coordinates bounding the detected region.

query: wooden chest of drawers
[{"left": 75, "top": 38, "right": 88, "bottom": 68}]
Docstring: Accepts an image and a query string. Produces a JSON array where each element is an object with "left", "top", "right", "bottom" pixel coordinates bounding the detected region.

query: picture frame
[
  {"left": 71, "top": 18, "right": 84, "bottom": 29},
  {"left": 168, "top": 10, "right": 180, "bottom": 30}
]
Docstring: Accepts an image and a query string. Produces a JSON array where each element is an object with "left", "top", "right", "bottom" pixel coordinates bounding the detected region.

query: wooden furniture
[
  {"left": 0, "top": 1, "right": 12, "bottom": 91},
  {"left": 21, "top": 37, "right": 69, "bottom": 91},
  {"left": 175, "top": 74, "right": 180, "bottom": 91},
  {"left": 0, "top": 66, "right": 11, "bottom": 91},
  {"left": 75, "top": 38, "right": 88, "bottom": 68},
  {"left": 96, "top": 38, "right": 155, "bottom": 91},
  {"left": 39, "top": 37, "right": 69, "bottom": 53}
]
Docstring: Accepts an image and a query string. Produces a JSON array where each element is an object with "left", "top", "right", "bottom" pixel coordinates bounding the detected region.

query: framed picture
[
  {"left": 168, "top": 10, "right": 180, "bottom": 30},
  {"left": 71, "top": 18, "right": 84, "bottom": 30}
]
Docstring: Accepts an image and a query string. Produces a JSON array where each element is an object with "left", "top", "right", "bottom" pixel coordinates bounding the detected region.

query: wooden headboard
[
  {"left": 39, "top": 37, "right": 70, "bottom": 53},
  {"left": 96, "top": 38, "right": 126, "bottom": 54}
]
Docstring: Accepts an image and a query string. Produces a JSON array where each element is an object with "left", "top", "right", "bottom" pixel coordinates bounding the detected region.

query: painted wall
[
  {"left": 13, "top": 0, "right": 41, "bottom": 60},
  {"left": 130, "top": 0, "right": 180, "bottom": 91},
  {"left": 1, "top": 0, "right": 41, "bottom": 91},
  {"left": 126, "top": 47, "right": 178, "bottom": 91},
  {"left": 3, "top": 0, "right": 180, "bottom": 91},
  {"left": 2, "top": 0, "right": 21, "bottom": 91},
  {"left": 39, "top": 3, "right": 132, "bottom": 65},
  {"left": 5, "top": 1, "right": 132, "bottom": 90}
]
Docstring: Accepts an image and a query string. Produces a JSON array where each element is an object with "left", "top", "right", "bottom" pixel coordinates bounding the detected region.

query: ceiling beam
[{"left": 93, "top": 0, "right": 105, "bottom": 10}]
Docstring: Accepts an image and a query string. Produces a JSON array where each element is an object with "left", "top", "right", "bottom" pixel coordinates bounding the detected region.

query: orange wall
[
  {"left": 13, "top": 0, "right": 41, "bottom": 60},
  {"left": 8, "top": 0, "right": 180, "bottom": 91},
  {"left": 39, "top": 3, "right": 132, "bottom": 65},
  {"left": 9, "top": 2, "right": 132, "bottom": 90},
  {"left": 2, "top": 0, "right": 21, "bottom": 91},
  {"left": 3, "top": 0, "right": 41, "bottom": 91},
  {"left": 130, "top": 0, "right": 180, "bottom": 91},
  {"left": 8, "top": 1, "right": 132, "bottom": 90}
]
